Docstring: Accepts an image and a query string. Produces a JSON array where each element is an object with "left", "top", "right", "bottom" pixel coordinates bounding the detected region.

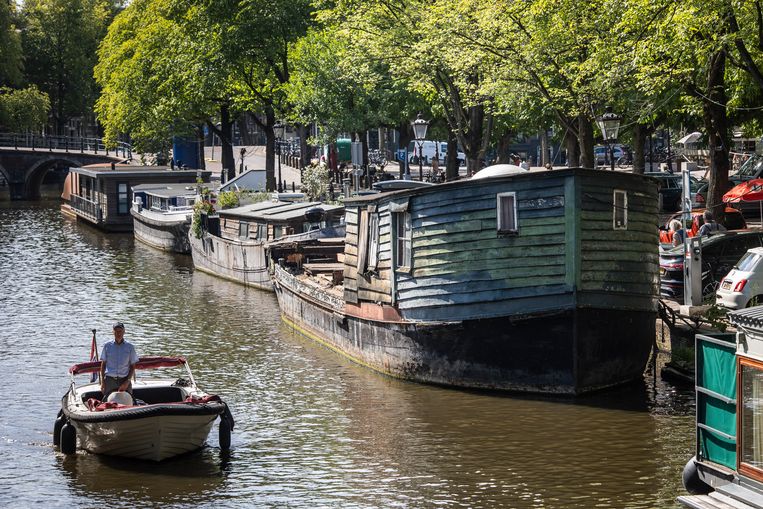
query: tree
[
  {"left": 0, "top": 86, "right": 50, "bottom": 131},
  {"left": 22, "top": 0, "right": 116, "bottom": 134},
  {"left": 0, "top": 0, "right": 23, "bottom": 87}
]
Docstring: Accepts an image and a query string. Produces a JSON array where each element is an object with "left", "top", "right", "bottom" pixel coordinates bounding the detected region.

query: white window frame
[
  {"left": 496, "top": 192, "right": 519, "bottom": 235},
  {"left": 613, "top": 189, "right": 628, "bottom": 230},
  {"left": 394, "top": 211, "right": 412, "bottom": 272}
]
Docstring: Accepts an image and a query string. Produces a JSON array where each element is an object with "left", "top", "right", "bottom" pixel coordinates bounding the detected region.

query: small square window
[
  {"left": 613, "top": 190, "right": 628, "bottom": 230},
  {"left": 497, "top": 192, "right": 518, "bottom": 234}
]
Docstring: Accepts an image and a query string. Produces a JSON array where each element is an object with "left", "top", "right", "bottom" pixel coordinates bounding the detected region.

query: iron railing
[
  {"left": 0, "top": 133, "right": 132, "bottom": 159},
  {"left": 70, "top": 194, "right": 103, "bottom": 222}
]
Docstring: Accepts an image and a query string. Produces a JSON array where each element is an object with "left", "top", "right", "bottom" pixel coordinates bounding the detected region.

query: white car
[{"left": 716, "top": 247, "right": 763, "bottom": 309}]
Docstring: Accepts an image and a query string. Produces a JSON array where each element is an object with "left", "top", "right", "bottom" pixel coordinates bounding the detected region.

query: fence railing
[
  {"left": 0, "top": 133, "right": 132, "bottom": 159},
  {"left": 70, "top": 194, "right": 103, "bottom": 222}
]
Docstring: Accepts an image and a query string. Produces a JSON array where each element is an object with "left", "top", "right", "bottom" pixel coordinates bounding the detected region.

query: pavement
[{"left": 203, "top": 146, "right": 303, "bottom": 189}]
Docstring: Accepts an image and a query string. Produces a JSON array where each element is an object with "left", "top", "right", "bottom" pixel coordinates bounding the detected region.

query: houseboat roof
[
  {"left": 344, "top": 167, "right": 656, "bottom": 205},
  {"left": 132, "top": 183, "right": 203, "bottom": 198},
  {"left": 70, "top": 164, "right": 210, "bottom": 179},
  {"left": 728, "top": 307, "right": 763, "bottom": 331},
  {"left": 220, "top": 200, "right": 343, "bottom": 223},
  {"left": 219, "top": 168, "right": 266, "bottom": 193}
]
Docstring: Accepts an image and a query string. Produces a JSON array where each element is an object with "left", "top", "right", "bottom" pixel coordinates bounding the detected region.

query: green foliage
[
  {"left": 22, "top": 0, "right": 116, "bottom": 132},
  {"left": 0, "top": 86, "right": 50, "bottom": 132},
  {"left": 217, "top": 190, "right": 240, "bottom": 210},
  {"left": 0, "top": 0, "right": 23, "bottom": 87},
  {"left": 301, "top": 161, "right": 330, "bottom": 201},
  {"left": 702, "top": 304, "right": 729, "bottom": 333},
  {"left": 191, "top": 199, "right": 215, "bottom": 239}
]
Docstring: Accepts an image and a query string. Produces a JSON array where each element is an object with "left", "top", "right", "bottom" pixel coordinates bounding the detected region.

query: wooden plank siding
[
  {"left": 340, "top": 169, "right": 659, "bottom": 322},
  {"left": 577, "top": 174, "right": 660, "bottom": 305}
]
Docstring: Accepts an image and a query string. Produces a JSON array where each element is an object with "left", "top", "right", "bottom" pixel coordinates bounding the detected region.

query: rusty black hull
[{"left": 274, "top": 271, "right": 655, "bottom": 395}]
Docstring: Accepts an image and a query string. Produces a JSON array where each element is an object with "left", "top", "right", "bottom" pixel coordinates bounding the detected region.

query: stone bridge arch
[{"left": 24, "top": 156, "right": 83, "bottom": 200}]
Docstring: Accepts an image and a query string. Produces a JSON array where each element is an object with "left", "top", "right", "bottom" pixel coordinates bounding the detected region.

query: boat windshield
[{"left": 737, "top": 154, "right": 763, "bottom": 179}]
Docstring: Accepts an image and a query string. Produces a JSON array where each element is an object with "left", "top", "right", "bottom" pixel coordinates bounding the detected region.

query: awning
[{"left": 676, "top": 132, "right": 703, "bottom": 145}]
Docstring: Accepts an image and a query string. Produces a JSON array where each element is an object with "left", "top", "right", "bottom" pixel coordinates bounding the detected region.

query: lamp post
[
  {"left": 596, "top": 107, "right": 622, "bottom": 171},
  {"left": 274, "top": 122, "right": 285, "bottom": 192},
  {"left": 411, "top": 112, "right": 429, "bottom": 181}
]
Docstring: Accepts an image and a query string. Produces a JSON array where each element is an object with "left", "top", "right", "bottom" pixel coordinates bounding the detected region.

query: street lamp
[
  {"left": 411, "top": 112, "right": 429, "bottom": 181},
  {"left": 274, "top": 122, "right": 285, "bottom": 192},
  {"left": 596, "top": 107, "right": 621, "bottom": 171}
]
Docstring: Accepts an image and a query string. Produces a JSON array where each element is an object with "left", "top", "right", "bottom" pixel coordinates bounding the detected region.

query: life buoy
[{"left": 60, "top": 422, "right": 77, "bottom": 455}]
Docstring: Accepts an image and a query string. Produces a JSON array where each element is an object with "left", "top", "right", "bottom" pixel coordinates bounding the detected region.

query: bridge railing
[
  {"left": 0, "top": 133, "right": 132, "bottom": 159},
  {"left": 70, "top": 194, "right": 103, "bottom": 222}
]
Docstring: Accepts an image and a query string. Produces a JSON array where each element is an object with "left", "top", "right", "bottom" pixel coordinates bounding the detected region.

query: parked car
[
  {"left": 658, "top": 207, "right": 747, "bottom": 244},
  {"left": 659, "top": 230, "right": 763, "bottom": 302},
  {"left": 594, "top": 144, "right": 630, "bottom": 165},
  {"left": 716, "top": 247, "right": 763, "bottom": 309},
  {"left": 407, "top": 140, "right": 465, "bottom": 166},
  {"left": 645, "top": 172, "right": 702, "bottom": 212}
]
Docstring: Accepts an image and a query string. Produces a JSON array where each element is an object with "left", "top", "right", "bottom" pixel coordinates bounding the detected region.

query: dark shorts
[{"left": 102, "top": 375, "right": 132, "bottom": 400}]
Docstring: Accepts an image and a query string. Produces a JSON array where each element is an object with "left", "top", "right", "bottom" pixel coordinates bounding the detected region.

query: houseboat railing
[
  {"left": 70, "top": 195, "right": 103, "bottom": 222},
  {"left": 0, "top": 133, "right": 132, "bottom": 159}
]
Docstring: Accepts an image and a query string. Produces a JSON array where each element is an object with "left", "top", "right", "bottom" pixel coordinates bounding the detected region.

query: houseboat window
[
  {"left": 239, "top": 222, "right": 249, "bottom": 239},
  {"left": 368, "top": 213, "right": 380, "bottom": 272},
  {"left": 257, "top": 224, "right": 267, "bottom": 240},
  {"left": 117, "top": 183, "right": 129, "bottom": 214},
  {"left": 497, "top": 192, "right": 518, "bottom": 234},
  {"left": 394, "top": 211, "right": 412, "bottom": 270},
  {"left": 739, "top": 359, "right": 763, "bottom": 479},
  {"left": 613, "top": 190, "right": 628, "bottom": 230}
]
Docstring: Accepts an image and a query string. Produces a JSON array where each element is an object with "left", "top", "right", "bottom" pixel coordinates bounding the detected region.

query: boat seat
[
  {"left": 81, "top": 390, "right": 103, "bottom": 402},
  {"left": 131, "top": 387, "right": 185, "bottom": 404}
]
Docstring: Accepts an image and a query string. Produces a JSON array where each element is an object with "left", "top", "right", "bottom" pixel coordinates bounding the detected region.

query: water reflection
[{"left": 59, "top": 448, "right": 227, "bottom": 506}]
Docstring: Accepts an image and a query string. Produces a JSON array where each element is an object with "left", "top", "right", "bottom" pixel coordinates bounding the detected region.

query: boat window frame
[
  {"left": 117, "top": 182, "right": 130, "bottom": 215},
  {"left": 613, "top": 189, "right": 628, "bottom": 230},
  {"left": 238, "top": 221, "right": 249, "bottom": 240},
  {"left": 394, "top": 210, "right": 412, "bottom": 273},
  {"left": 496, "top": 192, "right": 519, "bottom": 235},
  {"left": 738, "top": 356, "right": 763, "bottom": 481}
]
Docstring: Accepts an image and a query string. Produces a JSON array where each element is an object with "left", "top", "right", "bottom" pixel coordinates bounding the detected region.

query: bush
[
  {"left": 191, "top": 199, "right": 215, "bottom": 239},
  {"left": 301, "top": 162, "right": 330, "bottom": 201}
]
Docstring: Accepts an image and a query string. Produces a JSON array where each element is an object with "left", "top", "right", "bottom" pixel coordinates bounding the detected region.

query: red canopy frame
[{"left": 69, "top": 356, "right": 187, "bottom": 376}]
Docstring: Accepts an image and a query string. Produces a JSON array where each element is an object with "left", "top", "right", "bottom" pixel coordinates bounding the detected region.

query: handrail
[{"left": 0, "top": 132, "right": 132, "bottom": 159}]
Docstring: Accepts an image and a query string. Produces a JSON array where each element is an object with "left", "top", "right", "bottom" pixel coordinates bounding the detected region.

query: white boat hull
[{"left": 72, "top": 413, "right": 217, "bottom": 462}]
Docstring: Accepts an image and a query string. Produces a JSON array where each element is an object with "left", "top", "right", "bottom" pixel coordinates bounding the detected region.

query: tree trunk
[
  {"left": 540, "top": 129, "right": 549, "bottom": 166},
  {"left": 632, "top": 124, "right": 647, "bottom": 174},
  {"left": 264, "top": 106, "right": 276, "bottom": 191},
  {"left": 703, "top": 49, "right": 731, "bottom": 224},
  {"left": 495, "top": 129, "right": 514, "bottom": 164},
  {"left": 297, "top": 124, "right": 309, "bottom": 168},
  {"left": 445, "top": 130, "right": 459, "bottom": 181},
  {"left": 236, "top": 115, "right": 253, "bottom": 146},
  {"left": 397, "top": 119, "right": 413, "bottom": 178},
  {"left": 196, "top": 125, "right": 206, "bottom": 171},
  {"left": 464, "top": 104, "right": 485, "bottom": 176},
  {"left": 577, "top": 114, "right": 595, "bottom": 169},
  {"left": 564, "top": 128, "right": 580, "bottom": 167},
  {"left": 218, "top": 104, "right": 235, "bottom": 184}
]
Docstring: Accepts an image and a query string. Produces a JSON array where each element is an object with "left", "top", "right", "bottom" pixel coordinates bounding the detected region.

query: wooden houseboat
[
  {"left": 131, "top": 183, "right": 210, "bottom": 254},
  {"left": 679, "top": 307, "right": 763, "bottom": 509},
  {"left": 189, "top": 200, "right": 344, "bottom": 290},
  {"left": 65, "top": 163, "right": 210, "bottom": 232},
  {"left": 268, "top": 168, "right": 660, "bottom": 394}
]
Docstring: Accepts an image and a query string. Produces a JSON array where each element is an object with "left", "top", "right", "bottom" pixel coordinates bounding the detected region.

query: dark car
[
  {"left": 645, "top": 172, "right": 701, "bottom": 212},
  {"left": 659, "top": 230, "right": 763, "bottom": 302}
]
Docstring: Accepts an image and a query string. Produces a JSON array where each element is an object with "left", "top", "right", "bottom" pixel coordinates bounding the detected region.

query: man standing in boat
[{"left": 99, "top": 322, "right": 139, "bottom": 400}]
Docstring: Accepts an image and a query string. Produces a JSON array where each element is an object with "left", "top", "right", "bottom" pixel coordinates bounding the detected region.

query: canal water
[{"left": 0, "top": 201, "right": 695, "bottom": 508}]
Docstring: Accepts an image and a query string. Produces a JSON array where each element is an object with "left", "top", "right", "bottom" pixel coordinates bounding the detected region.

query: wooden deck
[{"left": 679, "top": 484, "right": 763, "bottom": 509}]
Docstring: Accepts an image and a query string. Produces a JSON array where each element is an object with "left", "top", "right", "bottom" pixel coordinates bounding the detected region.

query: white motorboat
[{"left": 55, "top": 356, "right": 233, "bottom": 461}]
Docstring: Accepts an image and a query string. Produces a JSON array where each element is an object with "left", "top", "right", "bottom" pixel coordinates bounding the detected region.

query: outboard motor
[{"left": 304, "top": 207, "right": 325, "bottom": 227}]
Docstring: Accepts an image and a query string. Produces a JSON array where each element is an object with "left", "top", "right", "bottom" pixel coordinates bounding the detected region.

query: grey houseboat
[
  {"left": 190, "top": 200, "right": 344, "bottom": 290},
  {"left": 65, "top": 164, "right": 210, "bottom": 232},
  {"left": 131, "top": 183, "right": 206, "bottom": 254},
  {"left": 269, "top": 168, "right": 659, "bottom": 394}
]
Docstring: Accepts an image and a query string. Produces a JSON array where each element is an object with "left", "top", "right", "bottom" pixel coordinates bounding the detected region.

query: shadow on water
[{"left": 59, "top": 447, "right": 230, "bottom": 505}]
